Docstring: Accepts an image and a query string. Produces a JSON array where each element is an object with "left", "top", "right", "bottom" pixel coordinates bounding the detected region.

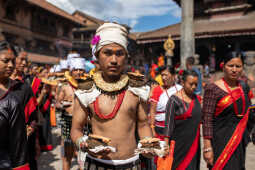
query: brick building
[
  {"left": 72, "top": 10, "right": 104, "bottom": 58},
  {"left": 0, "top": 0, "right": 103, "bottom": 64}
]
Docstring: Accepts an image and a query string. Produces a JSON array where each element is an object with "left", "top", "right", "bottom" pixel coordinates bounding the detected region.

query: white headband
[
  {"left": 49, "top": 66, "right": 55, "bottom": 73},
  {"left": 67, "top": 53, "right": 81, "bottom": 67},
  {"left": 55, "top": 65, "right": 61, "bottom": 72},
  {"left": 69, "top": 58, "right": 86, "bottom": 71},
  {"left": 60, "top": 60, "right": 68, "bottom": 70},
  {"left": 92, "top": 23, "right": 128, "bottom": 58}
]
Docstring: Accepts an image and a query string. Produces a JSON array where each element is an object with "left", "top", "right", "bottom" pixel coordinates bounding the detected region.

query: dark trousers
[{"left": 29, "top": 159, "right": 38, "bottom": 170}]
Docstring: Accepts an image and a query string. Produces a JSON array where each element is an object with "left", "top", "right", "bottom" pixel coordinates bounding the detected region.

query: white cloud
[{"left": 47, "top": 0, "right": 181, "bottom": 30}]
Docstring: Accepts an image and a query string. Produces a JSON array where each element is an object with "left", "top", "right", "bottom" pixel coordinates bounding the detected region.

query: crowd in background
[{"left": 1, "top": 32, "right": 255, "bottom": 170}]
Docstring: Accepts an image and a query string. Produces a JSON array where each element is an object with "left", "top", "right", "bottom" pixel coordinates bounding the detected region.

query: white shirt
[{"left": 155, "top": 84, "right": 182, "bottom": 122}]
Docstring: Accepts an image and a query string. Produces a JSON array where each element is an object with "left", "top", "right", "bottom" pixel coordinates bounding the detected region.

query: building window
[
  {"left": 63, "top": 25, "right": 70, "bottom": 37},
  {"left": 49, "top": 20, "right": 57, "bottom": 35},
  {"left": 5, "top": 5, "right": 16, "bottom": 21}
]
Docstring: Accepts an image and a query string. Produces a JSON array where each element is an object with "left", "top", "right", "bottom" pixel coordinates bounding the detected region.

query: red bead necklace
[{"left": 93, "top": 90, "right": 126, "bottom": 120}]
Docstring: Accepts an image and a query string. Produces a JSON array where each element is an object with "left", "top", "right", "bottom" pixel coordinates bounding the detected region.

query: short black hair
[
  {"left": 223, "top": 51, "right": 244, "bottom": 65},
  {"left": 146, "top": 78, "right": 159, "bottom": 87},
  {"left": 182, "top": 70, "right": 198, "bottom": 81},
  {"left": 0, "top": 40, "right": 16, "bottom": 56},
  {"left": 186, "top": 56, "right": 195, "bottom": 65},
  {"left": 159, "top": 66, "right": 175, "bottom": 75},
  {"left": 14, "top": 46, "right": 25, "bottom": 56}
]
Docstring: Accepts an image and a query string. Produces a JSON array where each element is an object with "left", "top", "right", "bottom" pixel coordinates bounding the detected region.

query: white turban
[
  {"left": 60, "top": 60, "right": 68, "bottom": 70},
  {"left": 69, "top": 58, "right": 86, "bottom": 71},
  {"left": 92, "top": 23, "right": 128, "bottom": 57},
  {"left": 67, "top": 53, "right": 81, "bottom": 67},
  {"left": 55, "top": 65, "right": 61, "bottom": 72},
  {"left": 49, "top": 65, "right": 56, "bottom": 73}
]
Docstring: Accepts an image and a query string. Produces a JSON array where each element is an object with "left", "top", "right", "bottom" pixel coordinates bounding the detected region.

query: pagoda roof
[{"left": 136, "top": 10, "right": 255, "bottom": 44}]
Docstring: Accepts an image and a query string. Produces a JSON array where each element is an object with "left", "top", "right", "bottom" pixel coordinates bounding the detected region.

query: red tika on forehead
[{"left": 8, "top": 48, "right": 12, "bottom": 53}]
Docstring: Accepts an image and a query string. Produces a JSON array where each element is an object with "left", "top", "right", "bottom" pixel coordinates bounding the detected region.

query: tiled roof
[
  {"left": 72, "top": 10, "right": 105, "bottom": 25},
  {"left": 129, "top": 32, "right": 142, "bottom": 41},
  {"left": 136, "top": 11, "right": 255, "bottom": 43},
  {"left": 26, "top": 0, "right": 85, "bottom": 26}
]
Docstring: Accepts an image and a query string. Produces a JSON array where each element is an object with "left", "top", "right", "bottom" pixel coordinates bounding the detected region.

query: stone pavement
[{"left": 38, "top": 128, "right": 79, "bottom": 170}]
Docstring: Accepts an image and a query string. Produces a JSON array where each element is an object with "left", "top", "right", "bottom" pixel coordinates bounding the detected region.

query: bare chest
[
  {"left": 63, "top": 86, "right": 75, "bottom": 102},
  {"left": 88, "top": 91, "right": 139, "bottom": 122}
]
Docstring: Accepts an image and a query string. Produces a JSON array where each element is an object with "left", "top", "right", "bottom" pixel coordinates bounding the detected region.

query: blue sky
[
  {"left": 134, "top": 13, "right": 181, "bottom": 32},
  {"left": 47, "top": 0, "right": 181, "bottom": 32}
]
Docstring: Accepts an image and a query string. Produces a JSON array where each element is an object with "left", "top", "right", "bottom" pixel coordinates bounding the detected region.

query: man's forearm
[
  {"left": 71, "top": 127, "right": 85, "bottom": 145},
  {"left": 138, "top": 121, "right": 153, "bottom": 139}
]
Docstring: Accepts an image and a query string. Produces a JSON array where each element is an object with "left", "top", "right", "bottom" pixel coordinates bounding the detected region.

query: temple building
[
  {"left": 72, "top": 10, "right": 104, "bottom": 58},
  {"left": 134, "top": 0, "right": 255, "bottom": 71},
  {"left": 0, "top": 0, "right": 103, "bottom": 64}
]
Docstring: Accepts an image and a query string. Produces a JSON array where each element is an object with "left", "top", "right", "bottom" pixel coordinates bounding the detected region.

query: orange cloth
[
  {"left": 157, "top": 140, "right": 175, "bottom": 170},
  {"left": 158, "top": 55, "right": 165, "bottom": 67},
  {"left": 150, "top": 64, "right": 158, "bottom": 79},
  {"left": 50, "top": 106, "right": 56, "bottom": 127}
]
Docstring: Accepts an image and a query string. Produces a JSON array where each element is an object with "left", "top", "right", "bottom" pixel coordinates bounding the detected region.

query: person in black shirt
[{"left": 0, "top": 40, "right": 30, "bottom": 169}]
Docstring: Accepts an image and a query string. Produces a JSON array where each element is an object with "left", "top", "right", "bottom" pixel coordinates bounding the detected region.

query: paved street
[
  {"left": 38, "top": 128, "right": 79, "bottom": 170},
  {"left": 38, "top": 128, "right": 255, "bottom": 170}
]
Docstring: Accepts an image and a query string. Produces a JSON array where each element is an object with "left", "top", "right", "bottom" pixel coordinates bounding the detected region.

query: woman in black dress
[
  {"left": 203, "top": 52, "right": 254, "bottom": 170},
  {"left": 164, "top": 70, "right": 202, "bottom": 170}
]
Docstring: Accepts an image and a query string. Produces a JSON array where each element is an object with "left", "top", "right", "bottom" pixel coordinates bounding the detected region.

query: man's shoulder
[
  {"left": 126, "top": 90, "right": 140, "bottom": 99},
  {"left": 76, "top": 77, "right": 94, "bottom": 91}
]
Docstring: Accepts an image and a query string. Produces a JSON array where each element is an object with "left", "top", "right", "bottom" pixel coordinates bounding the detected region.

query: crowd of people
[{"left": 1, "top": 22, "right": 255, "bottom": 170}]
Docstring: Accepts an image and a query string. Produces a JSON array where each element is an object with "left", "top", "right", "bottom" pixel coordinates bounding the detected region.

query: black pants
[{"left": 29, "top": 159, "right": 38, "bottom": 170}]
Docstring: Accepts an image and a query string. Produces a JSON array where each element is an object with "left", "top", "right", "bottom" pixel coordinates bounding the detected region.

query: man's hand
[
  {"left": 163, "top": 144, "right": 169, "bottom": 157},
  {"left": 41, "top": 85, "right": 47, "bottom": 95},
  {"left": 79, "top": 141, "right": 111, "bottom": 159},
  {"left": 88, "top": 148, "right": 112, "bottom": 159}
]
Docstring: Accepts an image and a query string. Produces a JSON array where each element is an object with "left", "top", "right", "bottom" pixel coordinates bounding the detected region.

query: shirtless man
[
  {"left": 57, "top": 58, "right": 86, "bottom": 170},
  {"left": 71, "top": 23, "right": 153, "bottom": 169}
]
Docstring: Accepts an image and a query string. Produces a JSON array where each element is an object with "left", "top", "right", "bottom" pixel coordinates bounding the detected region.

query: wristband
[{"left": 75, "top": 136, "right": 88, "bottom": 150}]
